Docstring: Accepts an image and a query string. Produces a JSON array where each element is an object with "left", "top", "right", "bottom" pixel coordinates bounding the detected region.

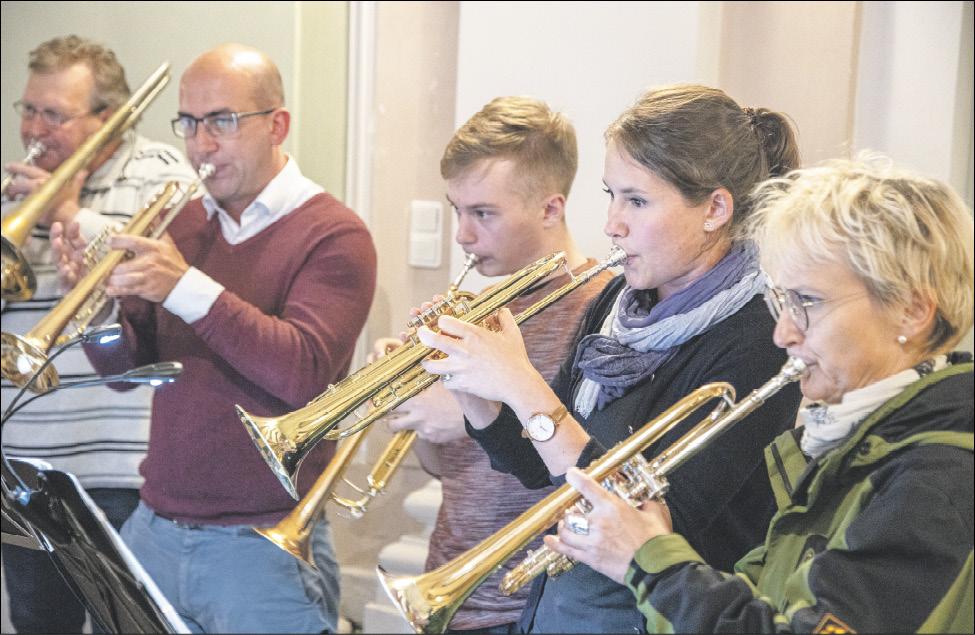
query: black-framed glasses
[
  {"left": 13, "top": 100, "right": 103, "bottom": 128},
  {"left": 170, "top": 108, "right": 277, "bottom": 139},
  {"left": 764, "top": 280, "right": 864, "bottom": 332}
]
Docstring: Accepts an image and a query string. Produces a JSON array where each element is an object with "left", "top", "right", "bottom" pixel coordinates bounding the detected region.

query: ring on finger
[
  {"left": 442, "top": 373, "right": 452, "bottom": 382},
  {"left": 565, "top": 512, "right": 590, "bottom": 536}
]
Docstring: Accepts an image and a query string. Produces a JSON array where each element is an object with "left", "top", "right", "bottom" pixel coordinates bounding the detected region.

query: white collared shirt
[{"left": 162, "top": 156, "right": 324, "bottom": 323}]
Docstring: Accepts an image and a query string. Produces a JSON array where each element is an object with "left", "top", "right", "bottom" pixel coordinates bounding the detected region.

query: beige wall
[
  {"left": 854, "top": 1, "right": 971, "bottom": 187},
  {"left": 328, "top": 1, "right": 461, "bottom": 626},
  {"left": 719, "top": 1, "right": 861, "bottom": 163},
  {"left": 365, "top": 1, "right": 460, "bottom": 342}
]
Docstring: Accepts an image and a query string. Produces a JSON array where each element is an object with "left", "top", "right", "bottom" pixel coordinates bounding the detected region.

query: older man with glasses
[
  {"left": 1, "top": 34, "right": 196, "bottom": 635},
  {"left": 52, "top": 42, "right": 377, "bottom": 633}
]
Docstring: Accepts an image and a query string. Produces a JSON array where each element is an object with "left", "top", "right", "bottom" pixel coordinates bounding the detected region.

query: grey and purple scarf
[{"left": 573, "top": 242, "right": 765, "bottom": 417}]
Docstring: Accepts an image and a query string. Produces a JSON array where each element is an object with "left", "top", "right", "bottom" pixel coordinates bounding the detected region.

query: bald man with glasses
[
  {"left": 1, "top": 35, "right": 195, "bottom": 635},
  {"left": 52, "top": 42, "right": 376, "bottom": 633}
]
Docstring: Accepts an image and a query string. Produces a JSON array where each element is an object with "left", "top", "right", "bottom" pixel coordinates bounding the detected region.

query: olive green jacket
[{"left": 626, "top": 360, "right": 974, "bottom": 633}]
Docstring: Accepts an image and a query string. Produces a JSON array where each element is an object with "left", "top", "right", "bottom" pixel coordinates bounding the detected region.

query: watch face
[{"left": 527, "top": 414, "right": 555, "bottom": 441}]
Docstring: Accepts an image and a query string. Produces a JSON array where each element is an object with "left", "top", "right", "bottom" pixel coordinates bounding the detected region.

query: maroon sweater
[{"left": 86, "top": 194, "right": 377, "bottom": 525}]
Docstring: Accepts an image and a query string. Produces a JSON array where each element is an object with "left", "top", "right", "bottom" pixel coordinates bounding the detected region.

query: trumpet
[
  {"left": 254, "top": 254, "right": 479, "bottom": 564},
  {"left": 257, "top": 425, "right": 421, "bottom": 567},
  {"left": 0, "top": 163, "right": 213, "bottom": 393},
  {"left": 0, "top": 140, "right": 46, "bottom": 198},
  {"left": 378, "top": 357, "right": 806, "bottom": 633},
  {"left": 2, "top": 62, "right": 170, "bottom": 302},
  {"left": 238, "top": 248, "right": 625, "bottom": 500}
]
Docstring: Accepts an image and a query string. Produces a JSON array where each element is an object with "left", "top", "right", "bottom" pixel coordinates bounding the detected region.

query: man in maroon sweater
[{"left": 52, "top": 43, "right": 376, "bottom": 633}]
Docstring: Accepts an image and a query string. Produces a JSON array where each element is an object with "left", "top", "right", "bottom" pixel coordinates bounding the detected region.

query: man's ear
[
  {"left": 269, "top": 107, "right": 290, "bottom": 145},
  {"left": 541, "top": 193, "right": 567, "bottom": 227}
]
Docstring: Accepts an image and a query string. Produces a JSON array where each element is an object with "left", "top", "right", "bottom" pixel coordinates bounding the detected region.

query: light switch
[{"left": 408, "top": 200, "right": 443, "bottom": 269}]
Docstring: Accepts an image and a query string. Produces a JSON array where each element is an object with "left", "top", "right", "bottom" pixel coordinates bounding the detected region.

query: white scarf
[{"left": 799, "top": 356, "right": 948, "bottom": 458}]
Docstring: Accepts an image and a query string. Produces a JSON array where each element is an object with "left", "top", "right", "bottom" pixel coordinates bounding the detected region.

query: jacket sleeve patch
[{"left": 814, "top": 612, "right": 856, "bottom": 634}]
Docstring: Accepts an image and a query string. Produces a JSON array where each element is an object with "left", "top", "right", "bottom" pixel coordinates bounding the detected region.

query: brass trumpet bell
[
  {"left": 0, "top": 239, "right": 37, "bottom": 302},
  {"left": 253, "top": 426, "right": 374, "bottom": 567},
  {"left": 237, "top": 251, "right": 570, "bottom": 500},
  {"left": 0, "top": 332, "right": 57, "bottom": 392}
]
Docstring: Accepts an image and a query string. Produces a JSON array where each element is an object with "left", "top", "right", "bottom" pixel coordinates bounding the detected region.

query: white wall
[
  {"left": 853, "top": 1, "right": 970, "bottom": 185},
  {"left": 853, "top": 0, "right": 974, "bottom": 353},
  {"left": 451, "top": 1, "right": 720, "bottom": 289}
]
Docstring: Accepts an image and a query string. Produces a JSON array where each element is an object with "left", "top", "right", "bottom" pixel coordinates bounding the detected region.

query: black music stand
[{"left": 1, "top": 457, "right": 188, "bottom": 634}]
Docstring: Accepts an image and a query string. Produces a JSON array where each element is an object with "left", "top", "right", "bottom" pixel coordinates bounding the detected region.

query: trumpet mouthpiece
[{"left": 606, "top": 246, "right": 627, "bottom": 267}]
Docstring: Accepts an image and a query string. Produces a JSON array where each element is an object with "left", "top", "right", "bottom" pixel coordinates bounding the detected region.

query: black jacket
[{"left": 468, "top": 275, "right": 802, "bottom": 633}]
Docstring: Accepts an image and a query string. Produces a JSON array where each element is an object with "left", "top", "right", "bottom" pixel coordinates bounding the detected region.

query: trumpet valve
[
  {"left": 499, "top": 546, "right": 563, "bottom": 596},
  {"left": 545, "top": 553, "right": 574, "bottom": 578},
  {"left": 405, "top": 294, "right": 473, "bottom": 330}
]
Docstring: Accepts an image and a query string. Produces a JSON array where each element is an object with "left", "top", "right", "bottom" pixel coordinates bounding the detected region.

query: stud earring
[
  {"left": 703, "top": 221, "right": 714, "bottom": 231},
  {"left": 897, "top": 335, "right": 908, "bottom": 345}
]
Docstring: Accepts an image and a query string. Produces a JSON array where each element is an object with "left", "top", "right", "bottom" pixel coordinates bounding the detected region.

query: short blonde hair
[
  {"left": 29, "top": 35, "right": 130, "bottom": 111},
  {"left": 441, "top": 96, "right": 578, "bottom": 201},
  {"left": 748, "top": 155, "right": 974, "bottom": 354}
]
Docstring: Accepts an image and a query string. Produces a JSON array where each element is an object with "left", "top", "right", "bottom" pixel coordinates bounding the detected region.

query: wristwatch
[{"left": 522, "top": 404, "right": 569, "bottom": 442}]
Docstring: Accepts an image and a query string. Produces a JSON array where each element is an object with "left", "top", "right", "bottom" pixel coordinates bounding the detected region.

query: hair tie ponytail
[{"left": 742, "top": 106, "right": 761, "bottom": 127}]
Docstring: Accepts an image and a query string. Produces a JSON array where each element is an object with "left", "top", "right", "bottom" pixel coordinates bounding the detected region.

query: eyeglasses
[
  {"left": 171, "top": 108, "right": 277, "bottom": 139},
  {"left": 764, "top": 281, "right": 864, "bottom": 332},
  {"left": 13, "top": 100, "right": 103, "bottom": 128}
]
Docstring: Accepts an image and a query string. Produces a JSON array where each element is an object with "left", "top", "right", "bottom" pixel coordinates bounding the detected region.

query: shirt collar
[{"left": 201, "top": 155, "right": 301, "bottom": 222}]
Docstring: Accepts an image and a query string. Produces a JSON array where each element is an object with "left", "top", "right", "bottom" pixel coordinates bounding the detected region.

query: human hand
[
  {"left": 369, "top": 337, "right": 403, "bottom": 363},
  {"left": 3, "top": 161, "right": 50, "bottom": 201},
  {"left": 416, "top": 308, "right": 544, "bottom": 406},
  {"left": 368, "top": 336, "right": 469, "bottom": 443},
  {"left": 44, "top": 169, "right": 87, "bottom": 225},
  {"left": 50, "top": 220, "right": 90, "bottom": 291},
  {"left": 543, "top": 467, "right": 673, "bottom": 584},
  {"left": 5, "top": 163, "right": 87, "bottom": 224},
  {"left": 106, "top": 233, "right": 189, "bottom": 303},
  {"left": 385, "top": 382, "right": 467, "bottom": 443}
]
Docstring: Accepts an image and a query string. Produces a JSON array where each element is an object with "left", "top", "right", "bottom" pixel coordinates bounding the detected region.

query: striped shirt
[{"left": 1, "top": 131, "right": 197, "bottom": 489}]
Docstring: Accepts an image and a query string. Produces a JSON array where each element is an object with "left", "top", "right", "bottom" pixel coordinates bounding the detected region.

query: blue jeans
[
  {"left": 120, "top": 501, "right": 339, "bottom": 633},
  {"left": 3, "top": 487, "right": 140, "bottom": 634}
]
